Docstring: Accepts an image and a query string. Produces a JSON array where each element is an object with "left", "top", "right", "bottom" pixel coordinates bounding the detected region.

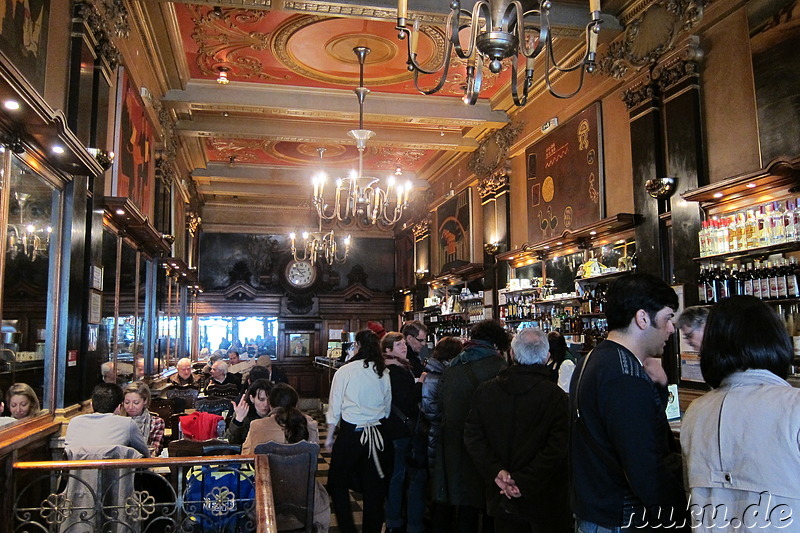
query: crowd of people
[
  {"left": 6, "top": 273, "right": 800, "bottom": 532},
  {"left": 324, "top": 273, "right": 799, "bottom": 533}
]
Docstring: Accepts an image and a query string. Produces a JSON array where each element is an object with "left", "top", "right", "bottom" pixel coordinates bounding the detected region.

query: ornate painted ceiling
[{"left": 135, "top": 0, "right": 616, "bottom": 233}]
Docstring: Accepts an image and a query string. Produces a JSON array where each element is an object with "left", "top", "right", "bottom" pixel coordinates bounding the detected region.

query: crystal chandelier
[
  {"left": 311, "top": 47, "right": 413, "bottom": 229},
  {"left": 395, "top": 0, "right": 603, "bottom": 106},
  {"left": 290, "top": 228, "right": 350, "bottom": 265}
]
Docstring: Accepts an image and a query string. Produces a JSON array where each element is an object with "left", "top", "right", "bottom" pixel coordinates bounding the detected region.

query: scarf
[{"left": 131, "top": 410, "right": 155, "bottom": 444}]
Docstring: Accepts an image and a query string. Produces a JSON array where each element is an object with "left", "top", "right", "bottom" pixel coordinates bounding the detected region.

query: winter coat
[
  {"left": 464, "top": 364, "right": 572, "bottom": 531},
  {"left": 421, "top": 357, "right": 447, "bottom": 466},
  {"left": 435, "top": 340, "right": 507, "bottom": 507}
]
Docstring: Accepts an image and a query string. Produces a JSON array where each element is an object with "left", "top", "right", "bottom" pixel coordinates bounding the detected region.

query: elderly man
[
  {"left": 464, "top": 327, "right": 571, "bottom": 533},
  {"left": 169, "top": 357, "right": 197, "bottom": 387},
  {"left": 205, "top": 359, "right": 241, "bottom": 393},
  {"left": 100, "top": 361, "right": 117, "bottom": 384},
  {"left": 401, "top": 320, "right": 428, "bottom": 378}
]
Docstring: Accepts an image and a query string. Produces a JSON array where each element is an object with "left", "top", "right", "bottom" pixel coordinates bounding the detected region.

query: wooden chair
[
  {"left": 164, "top": 386, "right": 199, "bottom": 409},
  {"left": 254, "top": 441, "right": 320, "bottom": 533},
  {"left": 195, "top": 397, "right": 233, "bottom": 417}
]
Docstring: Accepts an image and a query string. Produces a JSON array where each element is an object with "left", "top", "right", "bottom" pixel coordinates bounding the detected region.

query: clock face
[{"left": 285, "top": 260, "right": 317, "bottom": 288}]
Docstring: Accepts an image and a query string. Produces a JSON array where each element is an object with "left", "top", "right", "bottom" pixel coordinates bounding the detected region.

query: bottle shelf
[{"left": 695, "top": 241, "right": 800, "bottom": 263}]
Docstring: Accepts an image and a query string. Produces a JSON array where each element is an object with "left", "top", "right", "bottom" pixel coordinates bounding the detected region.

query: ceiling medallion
[{"left": 271, "top": 15, "right": 445, "bottom": 86}]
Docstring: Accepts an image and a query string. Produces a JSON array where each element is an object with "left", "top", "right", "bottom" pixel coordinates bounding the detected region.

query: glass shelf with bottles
[
  {"left": 697, "top": 257, "right": 800, "bottom": 305},
  {"left": 697, "top": 198, "right": 800, "bottom": 260}
]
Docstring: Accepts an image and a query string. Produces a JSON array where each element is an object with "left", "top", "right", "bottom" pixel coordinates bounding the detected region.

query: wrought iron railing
[{"left": 13, "top": 455, "right": 277, "bottom": 533}]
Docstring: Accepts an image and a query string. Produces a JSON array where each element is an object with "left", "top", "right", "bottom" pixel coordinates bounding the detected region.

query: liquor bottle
[
  {"left": 698, "top": 221, "right": 708, "bottom": 257},
  {"left": 771, "top": 201, "right": 786, "bottom": 245},
  {"left": 742, "top": 263, "right": 755, "bottom": 296},
  {"left": 745, "top": 209, "right": 759, "bottom": 249},
  {"left": 760, "top": 261, "right": 773, "bottom": 299},
  {"left": 787, "top": 257, "right": 800, "bottom": 299},
  {"left": 752, "top": 261, "right": 763, "bottom": 299},
  {"left": 727, "top": 215, "right": 738, "bottom": 252},
  {"left": 705, "top": 266, "right": 718, "bottom": 303},
  {"left": 785, "top": 200, "right": 797, "bottom": 243},
  {"left": 697, "top": 265, "right": 708, "bottom": 304},
  {"left": 757, "top": 205, "right": 770, "bottom": 247},
  {"left": 735, "top": 212, "right": 747, "bottom": 251},
  {"left": 773, "top": 259, "right": 788, "bottom": 299},
  {"left": 731, "top": 264, "right": 744, "bottom": 296}
]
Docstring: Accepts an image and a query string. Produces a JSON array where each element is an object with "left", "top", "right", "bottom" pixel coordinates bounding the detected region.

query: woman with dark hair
[
  {"left": 382, "top": 331, "right": 426, "bottom": 533},
  {"left": 224, "top": 378, "right": 273, "bottom": 445},
  {"left": 325, "top": 328, "right": 392, "bottom": 533},
  {"left": 241, "top": 383, "right": 319, "bottom": 453},
  {"left": 681, "top": 295, "right": 800, "bottom": 528},
  {"left": 546, "top": 331, "right": 576, "bottom": 392}
]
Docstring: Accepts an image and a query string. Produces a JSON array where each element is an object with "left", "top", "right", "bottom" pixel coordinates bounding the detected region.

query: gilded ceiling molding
[
  {"left": 77, "top": 0, "right": 129, "bottom": 69},
  {"left": 468, "top": 122, "right": 525, "bottom": 178},
  {"left": 621, "top": 71, "right": 656, "bottom": 110},
  {"left": 651, "top": 36, "right": 703, "bottom": 92},
  {"left": 598, "top": 0, "right": 707, "bottom": 79},
  {"left": 477, "top": 170, "right": 510, "bottom": 199},
  {"left": 283, "top": 1, "right": 447, "bottom": 24},
  {"left": 205, "top": 138, "right": 271, "bottom": 163},
  {"left": 155, "top": 155, "right": 178, "bottom": 187},
  {"left": 411, "top": 219, "right": 431, "bottom": 240},
  {"left": 186, "top": 212, "right": 202, "bottom": 237},
  {"left": 190, "top": 6, "right": 288, "bottom": 82}
]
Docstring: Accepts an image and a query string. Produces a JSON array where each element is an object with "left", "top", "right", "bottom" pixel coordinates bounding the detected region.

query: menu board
[{"left": 526, "top": 103, "right": 603, "bottom": 244}]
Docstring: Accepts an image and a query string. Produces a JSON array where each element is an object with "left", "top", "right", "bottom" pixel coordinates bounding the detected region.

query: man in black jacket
[
  {"left": 464, "top": 327, "right": 571, "bottom": 533},
  {"left": 569, "top": 273, "right": 687, "bottom": 532}
]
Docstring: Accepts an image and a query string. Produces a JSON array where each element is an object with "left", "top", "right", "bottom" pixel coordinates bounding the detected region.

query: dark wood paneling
[{"left": 630, "top": 101, "right": 665, "bottom": 277}]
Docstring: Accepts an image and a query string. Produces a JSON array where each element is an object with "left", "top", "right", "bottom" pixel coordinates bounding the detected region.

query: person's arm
[
  {"left": 224, "top": 415, "right": 249, "bottom": 444},
  {"left": 503, "top": 391, "right": 570, "bottom": 497},
  {"left": 149, "top": 415, "right": 165, "bottom": 456},
  {"left": 128, "top": 419, "right": 151, "bottom": 457},
  {"left": 603, "top": 375, "right": 674, "bottom": 507}
]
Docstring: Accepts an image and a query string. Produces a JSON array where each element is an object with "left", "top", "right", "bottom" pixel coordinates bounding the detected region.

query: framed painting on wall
[
  {"left": 526, "top": 103, "right": 604, "bottom": 244},
  {"left": 0, "top": 0, "right": 50, "bottom": 92},
  {"left": 437, "top": 188, "right": 472, "bottom": 273},
  {"left": 113, "top": 67, "right": 154, "bottom": 218}
]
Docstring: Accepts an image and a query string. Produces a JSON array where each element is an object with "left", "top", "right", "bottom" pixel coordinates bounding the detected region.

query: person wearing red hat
[{"left": 367, "top": 320, "right": 386, "bottom": 339}]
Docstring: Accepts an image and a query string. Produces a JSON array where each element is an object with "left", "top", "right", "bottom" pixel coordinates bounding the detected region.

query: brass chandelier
[
  {"left": 310, "top": 47, "right": 413, "bottom": 229},
  {"left": 290, "top": 227, "right": 350, "bottom": 265},
  {"left": 395, "top": 0, "right": 603, "bottom": 106}
]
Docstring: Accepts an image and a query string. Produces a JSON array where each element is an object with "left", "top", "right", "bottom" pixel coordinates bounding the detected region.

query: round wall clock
[{"left": 283, "top": 259, "right": 318, "bottom": 292}]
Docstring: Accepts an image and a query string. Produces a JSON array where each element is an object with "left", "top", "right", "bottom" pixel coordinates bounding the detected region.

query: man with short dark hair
[
  {"left": 570, "top": 273, "right": 686, "bottom": 532},
  {"left": 401, "top": 320, "right": 428, "bottom": 378},
  {"left": 65, "top": 383, "right": 150, "bottom": 457},
  {"left": 465, "top": 327, "right": 572, "bottom": 533}
]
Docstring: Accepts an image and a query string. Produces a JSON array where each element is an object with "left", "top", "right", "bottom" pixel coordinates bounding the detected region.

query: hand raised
[{"left": 232, "top": 395, "right": 250, "bottom": 423}]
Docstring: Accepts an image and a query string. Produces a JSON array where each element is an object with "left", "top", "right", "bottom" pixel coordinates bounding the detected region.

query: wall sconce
[
  {"left": 88, "top": 148, "right": 115, "bottom": 170},
  {"left": 484, "top": 242, "right": 506, "bottom": 256},
  {"left": 645, "top": 177, "right": 678, "bottom": 199},
  {"left": 415, "top": 269, "right": 429, "bottom": 280}
]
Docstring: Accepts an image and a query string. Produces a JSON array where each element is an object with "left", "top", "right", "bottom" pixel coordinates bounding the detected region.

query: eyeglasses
[
  {"left": 681, "top": 329, "right": 696, "bottom": 341},
  {"left": 415, "top": 336, "right": 426, "bottom": 342}
]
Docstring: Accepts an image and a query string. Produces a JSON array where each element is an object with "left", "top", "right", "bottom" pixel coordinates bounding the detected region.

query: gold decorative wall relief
[
  {"left": 468, "top": 122, "right": 524, "bottom": 178},
  {"left": 599, "top": 0, "right": 706, "bottom": 79}
]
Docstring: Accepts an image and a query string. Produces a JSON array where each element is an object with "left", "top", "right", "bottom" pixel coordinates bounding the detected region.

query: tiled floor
[{"left": 314, "top": 412, "right": 365, "bottom": 533}]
